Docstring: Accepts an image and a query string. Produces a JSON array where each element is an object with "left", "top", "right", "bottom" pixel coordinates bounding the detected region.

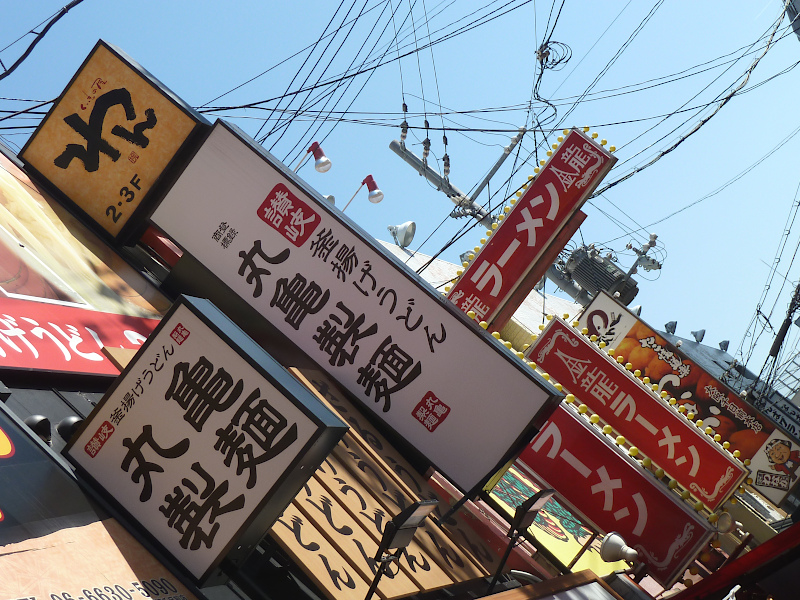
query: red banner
[
  {"left": 0, "top": 297, "right": 158, "bottom": 376},
  {"left": 579, "top": 291, "right": 774, "bottom": 461},
  {"left": 447, "top": 128, "right": 615, "bottom": 325},
  {"left": 518, "top": 404, "right": 714, "bottom": 588},
  {"left": 527, "top": 318, "right": 747, "bottom": 511}
]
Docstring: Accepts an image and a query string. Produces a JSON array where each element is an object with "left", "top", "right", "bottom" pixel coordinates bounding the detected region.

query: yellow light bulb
[
  {"left": 591, "top": 132, "right": 598, "bottom": 139},
  {"left": 504, "top": 206, "right": 511, "bottom": 214},
  {"left": 600, "top": 139, "right": 607, "bottom": 145},
  {"left": 578, "top": 403, "right": 588, "bottom": 413},
  {"left": 467, "top": 310, "right": 476, "bottom": 319},
  {"left": 565, "top": 394, "right": 575, "bottom": 403},
  {"left": 629, "top": 446, "right": 639, "bottom": 457},
  {"left": 503, "top": 340, "right": 512, "bottom": 349},
  {"left": 615, "top": 436, "right": 625, "bottom": 445},
  {"left": 492, "top": 332, "right": 501, "bottom": 339},
  {"left": 590, "top": 414, "right": 600, "bottom": 423},
  {"left": 480, "top": 321, "right": 488, "bottom": 329},
  {"left": 602, "top": 425, "right": 613, "bottom": 434},
  {"left": 610, "top": 145, "right": 616, "bottom": 152}
]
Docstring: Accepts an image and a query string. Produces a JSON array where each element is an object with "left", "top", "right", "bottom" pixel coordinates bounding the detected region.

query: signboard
[
  {"left": 762, "top": 396, "right": 800, "bottom": 442},
  {"left": 65, "top": 296, "right": 348, "bottom": 583},
  {"left": 527, "top": 318, "right": 747, "bottom": 511},
  {"left": 150, "top": 120, "right": 561, "bottom": 492},
  {"left": 518, "top": 404, "right": 715, "bottom": 588},
  {"left": 447, "top": 128, "right": 615, "bottom": 327},
  {"left": 0, "top": 296, "right": 158, "bottom": 376},
  {"left": 578, "top": 292, "right": 794, "bottom": 504},
  {"left": 0, "top": 400, "right": 201, "bottom": 600},
  {"left": 20, "top": 40, "right": 207, "bottom": 240}
]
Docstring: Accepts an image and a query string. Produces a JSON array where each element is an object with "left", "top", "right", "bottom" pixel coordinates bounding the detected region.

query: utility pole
[{"left": 389, "top": 127, "right": 526, "bottom": 229}]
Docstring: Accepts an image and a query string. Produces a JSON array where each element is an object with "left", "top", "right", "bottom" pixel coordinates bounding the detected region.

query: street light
[
  {"left": 293, "top": 141, "right": 332, "bottom": 173},
  {"left": 388, "top": 221, "right": 415, "bottom": 248},
  {"left": 487, "top": 488, "right": 555, "bottom": 594},
  {"left": 366, "top": 499, "right": 438, "bottom": 600},
  {"left": 343, "top": 174, "right": 384, "bottom": 212}
]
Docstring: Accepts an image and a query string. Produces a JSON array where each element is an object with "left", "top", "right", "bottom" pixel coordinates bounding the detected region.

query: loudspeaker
[{"left": 600, "top": 532, "right": 639, "bottom": 562}]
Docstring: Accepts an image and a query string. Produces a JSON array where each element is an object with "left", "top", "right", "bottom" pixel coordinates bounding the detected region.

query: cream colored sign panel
[{"left": 21, "top": 42, "right": 196, "bottom": 236}]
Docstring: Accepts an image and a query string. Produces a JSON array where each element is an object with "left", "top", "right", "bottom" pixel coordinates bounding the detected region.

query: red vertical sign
[
  {"left": 447, "top": 129, "right": 615, "bottom": 325},
  {"left": 527, "top": 318, "right": 747, "bottom": 511},
  {"left": 518, "top": 404, "right": 715, "bottom": 588}
]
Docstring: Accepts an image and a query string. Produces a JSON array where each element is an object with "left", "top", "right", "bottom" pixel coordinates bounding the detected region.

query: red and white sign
[
  {"left": 527, "top": 318, "right": 747, "bottom": 511},
  {"left": 447, "top": 129, "right": 615, "bottom": 326},
  {"left": 151, "top": 120, "right": 560, "bottom": 492},
  {"left": 518, "top": 404, "right": 715, "bottom": 588},
  {"left": 577, "top": 292, "right": 795, "bottom": 505},
  {"left": 0, "top": 296, "right": 158, "bottom": 376}
]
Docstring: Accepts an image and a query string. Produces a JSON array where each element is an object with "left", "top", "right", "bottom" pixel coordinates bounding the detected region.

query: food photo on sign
[{"left": 579, "top": 291, "right": 774, "bottom": 460}]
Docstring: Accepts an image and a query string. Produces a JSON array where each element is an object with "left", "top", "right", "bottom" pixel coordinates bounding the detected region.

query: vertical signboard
[
  {"left": 446, "top": 129, "right": 615, "bottom": 328},
  {"left": 578, "top": 292, "right": 797, "bottom": 505},
  {"left": 518, "top": 404, "right": 715, "bottom": 588},
  {"left": 151, "top": 120, "right": 560, "bottom": 492},
  {"left": 65, "top": 296, "right": 348, "bottom": 583},
  {"left": 526, "top": 318, "right": 747, "bottom": 511},
  {"left": 20, "top": 41, "right": 207, "bottom": 241}
]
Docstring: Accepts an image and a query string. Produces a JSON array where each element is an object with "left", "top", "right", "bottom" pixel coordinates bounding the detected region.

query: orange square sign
[{"left": 20, "top": 41, "right": 201, "bottom": 237}]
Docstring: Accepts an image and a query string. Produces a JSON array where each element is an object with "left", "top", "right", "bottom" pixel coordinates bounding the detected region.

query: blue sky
[{"left": 3, "top": 0, "right": 800, "bottom": 388}]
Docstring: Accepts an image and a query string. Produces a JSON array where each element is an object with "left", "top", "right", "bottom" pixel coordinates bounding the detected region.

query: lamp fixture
[
  {"left": 293, "top": 141, "right": 331, "bottom": 173},
  {"left": 388, "top": 221, "right": 415, "bottom": 248},
  {"left": 366, "top": 499, "right": 438, "bottom": 600},
  {"left": 665, "top": 321, "right": 677, "bottom": 335},
  {"left": 691, "top": 329, "right": 706, "bottom": 343},
  {"left": 487, "top": 488, "right": 555, "bottom": 593},
  {"left": 599, "top": 532, "right": 639, "bottom": 562},
  {"left": 343, "top": 175, "right": 384, "bottom": 212}
]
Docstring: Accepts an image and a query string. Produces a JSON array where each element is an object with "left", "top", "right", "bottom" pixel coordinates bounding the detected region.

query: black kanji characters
[
  {"left": 54, "top": 88, "right": 157, "bottom": 172},
  {"left": 271, "top": 274, "right": 330, "bottom": 330},
  {"left": 165, "top": 357, "right": 244, "bottom": 432},
  {"left": 121, "top": 425, "right": 190, "bottom": 502},
  {"left": 330, "top": 244, "right": 358, "bottom": 282},
  {"left": 214, "top": 388, "right": 298, "bottom": 488},
  {"left": 310, "top": 228, "right": 339, "bottom": 262},
  {"left": 237, "top": 240, "right": 290, "bottom": 298},
  {"left": 313, "top": 302, "right": 377, "bottom": 367},
  {"left": 160, "top": 462, "right": 245, "bottom": 550},
  {"left": 357, "top": 336, "right": 422, "bottom": 412}
]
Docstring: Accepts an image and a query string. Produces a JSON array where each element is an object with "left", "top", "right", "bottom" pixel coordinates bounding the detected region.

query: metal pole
[
  {"left": 389, "top": 140, "right": 494, "bottom": 228},
  {"left": 487, "top": 532, "right": 519, "bottom": 594},
  {"left": 342, "top": 183, "right": 364, "bottom": 212},
  {"left": 467, "top": 128, "right": 526, "bottom": 205}
]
